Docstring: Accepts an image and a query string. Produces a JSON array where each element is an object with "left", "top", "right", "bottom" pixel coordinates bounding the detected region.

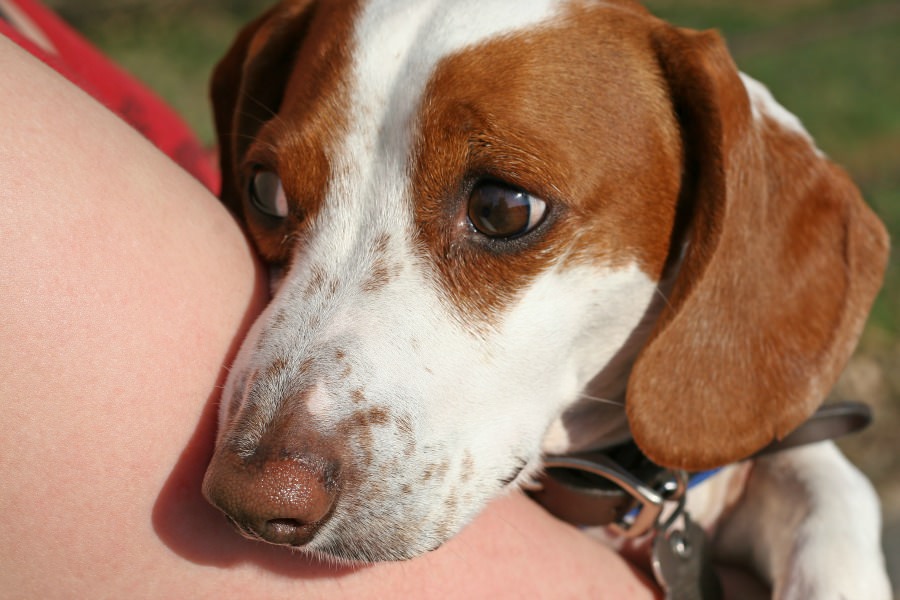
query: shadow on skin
[
  {"left": 151, "top": 383, "right": 367, "bottom": 578},
  {"left": 149, "top": 253, "right": 363, "bottom": 578}
]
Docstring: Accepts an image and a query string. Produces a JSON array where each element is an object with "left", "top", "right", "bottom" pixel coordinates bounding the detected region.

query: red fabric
[{"left": 0, "top": 0, "right": 219, "bottom": 192}]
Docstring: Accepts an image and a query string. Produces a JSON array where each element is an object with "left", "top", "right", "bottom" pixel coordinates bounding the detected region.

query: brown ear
[
  {"left": 211, "top": 0, "right": 316, "bottom": 213},
  {"left": 626, "top": 25, "right": 889, "bottom": 470}
]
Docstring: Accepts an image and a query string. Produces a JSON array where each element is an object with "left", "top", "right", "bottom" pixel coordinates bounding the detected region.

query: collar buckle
[{"left": 531, "top": 452, "right": 685, "bottom": 537}]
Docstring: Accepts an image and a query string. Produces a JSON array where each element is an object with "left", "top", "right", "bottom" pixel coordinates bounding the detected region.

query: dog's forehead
[
  {"left": 347, "top": 0, "right": 565, "bottom": 101},
  {"left": 273, "top": 0, "right": 660, "bottom": 162},
  {"left": 267, "top": 0, "right": 568, "bottom": 232},
  {"left": 262, "top": 0, "right": 679, "bottom": 320},
  {"left": 275, "top": 0, "right": 570, "bottom": 139}
]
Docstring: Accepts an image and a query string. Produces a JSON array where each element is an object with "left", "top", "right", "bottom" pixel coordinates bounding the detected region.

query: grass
[{"left": 44, "top": 0, "right": 260, "bottom": 143}]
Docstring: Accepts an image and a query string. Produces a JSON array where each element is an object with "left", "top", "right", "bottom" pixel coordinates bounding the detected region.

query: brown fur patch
[
  {"left": 213, "top": 1, "right": 362, "bottom": 264},
  {"left": 627, "top": 25, "right": 889, "bottom": 470},
  {"left": 411, "top": 3, "right": 682, "bottom": 321}
]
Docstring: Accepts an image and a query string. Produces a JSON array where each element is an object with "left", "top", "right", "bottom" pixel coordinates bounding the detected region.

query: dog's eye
[
  {"left": 247, "top": 170, "right": 289, "bottom": 219},
  {"left": 467, "top": 182, "right": 546, "bottom": 238}
]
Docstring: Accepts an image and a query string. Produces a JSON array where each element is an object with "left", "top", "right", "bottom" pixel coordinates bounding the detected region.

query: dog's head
[{"left": 202, "top": 0, "right": 887, "bottom": 561}]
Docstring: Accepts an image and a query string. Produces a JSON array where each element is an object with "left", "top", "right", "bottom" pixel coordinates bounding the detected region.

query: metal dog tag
[{"left": 651, "top": 512, "right": 722, "bottom": 600}]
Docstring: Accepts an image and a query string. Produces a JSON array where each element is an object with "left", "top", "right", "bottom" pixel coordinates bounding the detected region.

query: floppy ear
[
  {"left": 626, "top": 25, "right": 889, "bottom": 471},
  {"left": 211, "top": 0, "right": 316, "bottom": 213}
]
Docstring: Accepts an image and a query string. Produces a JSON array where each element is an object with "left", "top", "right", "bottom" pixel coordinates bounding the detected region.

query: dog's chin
[
  {"left": 310, "top": 537, "right": 442, "bottom": 564},
  {"left": 218, "top": 512, "right": 454, "bottom": 563}
]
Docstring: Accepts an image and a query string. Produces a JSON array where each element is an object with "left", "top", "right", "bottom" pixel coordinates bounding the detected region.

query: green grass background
[{"left": 41, "top": 0, "right": 900, "bottom": 590}]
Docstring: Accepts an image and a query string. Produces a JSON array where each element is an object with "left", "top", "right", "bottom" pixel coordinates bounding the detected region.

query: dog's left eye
[
  {"left": 467, "top": 182, "right": 546, "bottom": 238},
  {"left": 247, "top": 170, "right": 289, "bottom": 219}
]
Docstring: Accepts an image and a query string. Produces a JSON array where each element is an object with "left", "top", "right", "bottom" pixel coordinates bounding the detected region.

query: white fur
[
  {"left": 740, "top": 72, "right": 825, "bottom": 157},
  {"left": 711, "top": 443, "right": 891, "bottom": 599}
]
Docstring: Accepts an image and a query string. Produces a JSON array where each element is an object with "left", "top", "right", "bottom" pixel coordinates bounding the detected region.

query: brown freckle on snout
[
  {"left": 362, "top": 233, "right": 398, "bottom": 293},
  {"left": 351, "top": 388, "right": 365, "bottom": 404},
  {"left": 335, "top": 349, "right": 346, "bottom": 361},
  {"left": 263, "top": 356, "right": 289, "bottom": 380},
  {"left": 460, "top": 450, "right": 474, "bottom": 483},
  {"left": 344, "top": 406, "right": 391, "bottom": 432},
  {"left": 362, "top": 255, "right": 395, "bottom": 293},
  {"left": 355, "top": 406, "right": 390, "bottom": 427},
  {"left": 422, "top": 458, "right": 450, "bottom": 482},
  {"left": 337, "top": 406, "right": 392, "bottom": 467},
  {"left": 373, "top": 232, "right": 390, "bottom": 255},
  {"left": 444, "top": 492, "right": 458, "bottom": 516},
  {"left": 397, "top": 417, "right": 416, "bottom": 456},
  {"left": 297, "top": 357, "right": 313, "bottom": 376},
  {"left": 303, "top": 264, "right": 328, "bottom": 298},
  {"left": 271, "top": 310, "right": 288, "bottom": 328}
]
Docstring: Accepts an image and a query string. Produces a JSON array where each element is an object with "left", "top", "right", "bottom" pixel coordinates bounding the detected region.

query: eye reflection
[
  {"left": 467, "top": 182, "right": 546, "bottom": 238},
  {"left": 247, "top": 170, "right": 289, "bottom": 219}
]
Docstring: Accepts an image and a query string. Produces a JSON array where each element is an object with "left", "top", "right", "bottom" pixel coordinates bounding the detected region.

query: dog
[{"left": 202, "top": 0, "right": 892, "bottom": 596}]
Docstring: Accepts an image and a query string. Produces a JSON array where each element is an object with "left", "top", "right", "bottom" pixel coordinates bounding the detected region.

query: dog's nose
[{"left": 203, "top": 451, "right": 339, "bottom": 547}]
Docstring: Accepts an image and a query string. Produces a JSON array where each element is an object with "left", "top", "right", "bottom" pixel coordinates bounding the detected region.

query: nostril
[
  {"left": 264, "top": 518, "right": 313, "bottom": 545},
  {"left": 268, "top": 518, "right": 304, "bottom": 533}
]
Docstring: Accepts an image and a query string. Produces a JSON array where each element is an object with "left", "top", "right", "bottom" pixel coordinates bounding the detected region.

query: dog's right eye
[
  {"left": 467, "top": 181, "right": 546, "bottom": 239},
  {"left": 247, "top": 171, "right": 289, "bottom": 219}
]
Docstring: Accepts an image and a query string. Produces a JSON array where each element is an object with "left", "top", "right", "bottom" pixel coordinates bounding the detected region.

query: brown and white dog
[{"left": 202, "top": 0, "right": 892, "bottom": 596}]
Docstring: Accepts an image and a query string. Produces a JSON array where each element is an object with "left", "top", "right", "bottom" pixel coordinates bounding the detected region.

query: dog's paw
[
  {"left": 764, "top": 446, "right": 892, "bottom": 600},
  {"left": 775, "top": 537, "right": 892, "bottom": 600}
]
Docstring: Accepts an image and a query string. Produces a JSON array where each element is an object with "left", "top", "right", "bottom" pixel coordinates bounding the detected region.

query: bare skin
[{"left": 0, "top": 37, "right": 658, "bottom": 599}]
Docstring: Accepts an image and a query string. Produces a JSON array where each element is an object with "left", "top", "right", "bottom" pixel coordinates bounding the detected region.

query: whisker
[
  {"left": 654, "top": 285, "right": 675, "bottom": 313},
  {"left": 576, "top": 393, "right": 624, "bottom": 407},
  {"left": 242, "top": 90, "right": 283, "bottom": 122}
]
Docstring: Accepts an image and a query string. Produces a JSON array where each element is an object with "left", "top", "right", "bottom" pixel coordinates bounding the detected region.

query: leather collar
[{"left": 529, "top": 400, "right": 872, "bottom": 536}]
